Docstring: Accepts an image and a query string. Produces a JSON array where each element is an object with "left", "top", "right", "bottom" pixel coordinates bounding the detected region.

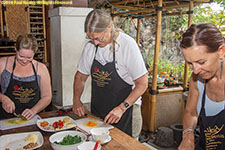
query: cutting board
[
  {"left": 0, "top": 115, "right": 41, "bottom": 130},
  {"left": 74, "top": 117, "right": 114, "bottom": 134}
]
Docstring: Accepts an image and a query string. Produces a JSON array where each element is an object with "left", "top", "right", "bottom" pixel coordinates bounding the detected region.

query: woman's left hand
[
  {"left": 104, "top": 105, "right": 125, "bottom": 124},
  {"left": 21, "top": 109, "right": 37, "bottom": 120}
]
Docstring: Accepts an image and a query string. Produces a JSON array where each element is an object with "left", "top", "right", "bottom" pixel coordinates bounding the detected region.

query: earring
[{"left": 220, "top": 59, "right": 223, "bottom": 79}]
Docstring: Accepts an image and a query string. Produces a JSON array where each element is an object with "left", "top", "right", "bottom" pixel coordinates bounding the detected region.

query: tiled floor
[
  {"left": 144, "top": 139, "right": 178, "bottom": 150},
  {"left": 143, "top": 142, "right": 158, "bottom": 150}
]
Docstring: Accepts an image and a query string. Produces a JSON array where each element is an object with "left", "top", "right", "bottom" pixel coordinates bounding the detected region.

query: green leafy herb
[{"left": 54, "top": 135, "right": 82, "bottom": 145}]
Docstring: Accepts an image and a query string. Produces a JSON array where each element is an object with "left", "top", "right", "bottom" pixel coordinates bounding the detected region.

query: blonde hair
[
  {"left": 85, "top": 9, "right": 120, "bottom": 51},
  {"left": 16, "top": 34, "right": 38, "bottom": 53}
]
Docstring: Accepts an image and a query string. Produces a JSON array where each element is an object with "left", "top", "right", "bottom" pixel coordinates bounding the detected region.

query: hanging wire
[{"left": 104, "top": 0, "right": 156, "bottom": 18}]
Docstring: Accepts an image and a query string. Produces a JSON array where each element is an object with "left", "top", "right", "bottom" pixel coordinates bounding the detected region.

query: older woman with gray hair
[{"left": 72, "top": 9, "right": 148, "bottom": 138}]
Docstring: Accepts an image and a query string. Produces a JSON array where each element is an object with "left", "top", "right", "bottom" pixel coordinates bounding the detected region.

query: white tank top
[{"left": 197, "top": 76, "right": 225, "bottom": 116}]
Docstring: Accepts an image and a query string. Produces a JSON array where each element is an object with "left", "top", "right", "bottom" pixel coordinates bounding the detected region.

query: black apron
[
  {"left": 91, "top": 46, "right": 133, "bottom": 136},
  {"left": 196, "top": 82, "right": 225, "bottom": 150},
  {"left": 0, "top": 58, "right": 40, "bottom": 119}
]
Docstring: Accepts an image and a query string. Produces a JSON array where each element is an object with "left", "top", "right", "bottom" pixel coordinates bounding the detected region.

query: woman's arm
[
  {"left": 22, "top": 62, "right": 52, "bottom": 119},
  {"left": 0, "top": 57, "right": 16, "bottom": 113},
  {"left": 178, "top": 73, "right": 199, "bottom": 150}
]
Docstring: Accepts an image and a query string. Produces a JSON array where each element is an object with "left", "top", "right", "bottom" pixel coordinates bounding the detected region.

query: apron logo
[
  {"left": 13, "top": 85, "right": 19, "bottom": 90},
  {"left": 92, "top": 67, "right": 112, "bottom": 87},
  {"left": 12, "top": 86, "right": 36, "bottom": 103},
  {"left": 204, "top": 124, "right": 224, "bottom": 149},
  {"left": 94, "top": 66, "right": 99, "bottom": 72}
]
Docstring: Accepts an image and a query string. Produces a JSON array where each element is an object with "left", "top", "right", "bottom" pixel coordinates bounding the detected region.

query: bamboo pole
[
  {"left": 183, "top": 0, "right": 193, "bottom": 89},
  {"left": 0, "top": 0, "right": 4, "bottom": 36},
  {"left": 42, "top": 0, "right": 47, "bottom": 64},
  {"left": 136, "top": 18, "right": 141, "bottom": 46},
  {"left": 111, "top": 6, "right": 115, "bottom": 21},
  {"left": 149, "top": 0, "right": 163, "bottom": 133},
  {"left": 26, "top": 0, "right": 30, "bottom": 34}
]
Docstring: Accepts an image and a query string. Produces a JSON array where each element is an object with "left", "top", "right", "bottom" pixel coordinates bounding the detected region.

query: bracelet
[{"left": 182, "top": 128, "right": 194, "bottom": 136}]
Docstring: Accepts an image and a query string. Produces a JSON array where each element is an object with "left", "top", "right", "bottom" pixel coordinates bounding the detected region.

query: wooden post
[
  {"left": 183, "top": 0, "right": 193, "bottom": 89},
  {"left": 0, "top": 0, "right": 4, "bottom": 36},
  {"left": 136, "top": 18, "right": 141, "bottom": 46},
  {"left": 111, "top": 7, "right": 115, "bottom": 21},
  {"left": 149, "top": 0, "right": 163, "bottom": 133},
  {"left": 42, "top": 0, "right": 47, "bottom": 63}
]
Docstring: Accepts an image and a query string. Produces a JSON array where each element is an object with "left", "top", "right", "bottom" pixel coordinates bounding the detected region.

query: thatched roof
[{"left": 89, "top": 0, "right": 211, "bottom": 18}]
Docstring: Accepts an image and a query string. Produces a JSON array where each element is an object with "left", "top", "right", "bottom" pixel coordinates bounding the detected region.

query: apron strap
[
  {"left": 11, "top": 57, "right": 38, "bottom": 84},
  {"left": 201, "top": 80, "right": 207, "bottom": 116},
  {"left": 10, "top": 57, "right": 16, "bottom": 80}
]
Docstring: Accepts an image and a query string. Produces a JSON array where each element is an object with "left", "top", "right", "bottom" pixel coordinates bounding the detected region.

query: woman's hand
[
  {"left": 178, "top": 132, "right": 195, "bottom": 150},
  {"left": 104, "top": 105, "right": 125, "bottom": 124},
  {"left": 22, "top": 109, "right": 37, "bottom": 120},
  {"left": 72, "top": 100, "right": 85, "bottom": 117},
  {"left": 2, "top": 97, "right": 15, "bottom": 113}
]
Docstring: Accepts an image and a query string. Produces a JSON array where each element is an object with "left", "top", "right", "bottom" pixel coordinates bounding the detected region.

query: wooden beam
[
  {"left": 132, "top": 11, "right": 188, "bottom": 18},
  {"left": 111, "top": 2, "right": 205, "bottom": 17}
]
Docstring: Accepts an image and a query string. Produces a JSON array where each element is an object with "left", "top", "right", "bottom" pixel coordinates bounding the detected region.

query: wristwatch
[{"left": 123, "top": 102, "right": 130, "bottom": 108}]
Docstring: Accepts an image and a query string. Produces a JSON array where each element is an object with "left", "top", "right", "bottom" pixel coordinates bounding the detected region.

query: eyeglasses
[{"left": 86, "top": 30, "right": 107, "bottom": 42}]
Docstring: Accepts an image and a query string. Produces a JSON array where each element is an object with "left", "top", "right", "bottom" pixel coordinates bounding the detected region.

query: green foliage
[
  {"left": 193, "top": 3, "right": 225, "bottom": 36},
  {"left": 214, "top": 0, "right": 225, "bottom": 6},
  {"left": 148, "top": 58, "right": 192, "bottom": 81}
]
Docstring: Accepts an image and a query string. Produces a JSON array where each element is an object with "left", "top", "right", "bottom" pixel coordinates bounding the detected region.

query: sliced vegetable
[{"left": 40, "top": 121, "right": 49, "bottom": 127}]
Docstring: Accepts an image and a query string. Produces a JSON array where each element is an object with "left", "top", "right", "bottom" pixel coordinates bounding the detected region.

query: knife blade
[{"left": 13, "top": 112, "right": 27, "bottom": 120}]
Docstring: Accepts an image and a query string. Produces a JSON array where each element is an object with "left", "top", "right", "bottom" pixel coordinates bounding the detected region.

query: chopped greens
[{"left": 54, "top": 135, "right": 82, "bottom": 145}]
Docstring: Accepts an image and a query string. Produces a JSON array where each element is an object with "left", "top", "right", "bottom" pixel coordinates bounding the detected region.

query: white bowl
[
  {"left": 77, "top": 141, "right": 101, "bottom": 150},
  {"left": 49, "top": 130, "right": 87, "bottom": 150},
  {"left": 90, "top": 127, "right": 109, "bottom": 142}
]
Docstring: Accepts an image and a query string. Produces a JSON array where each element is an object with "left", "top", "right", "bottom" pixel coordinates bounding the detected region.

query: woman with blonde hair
[{"left": 0, "top": 34, "right": 52, "bottom": 120}]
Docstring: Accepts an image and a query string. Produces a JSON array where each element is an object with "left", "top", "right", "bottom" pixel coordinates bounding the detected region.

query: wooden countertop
[{"left": 0, "top": 111, "right": 150, "bottom": 150}]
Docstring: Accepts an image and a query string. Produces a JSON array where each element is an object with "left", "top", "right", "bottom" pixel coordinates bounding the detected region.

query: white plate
[
  {"left": 74, "top": 118, "right": 114, "bottom": 134},
  {"left": 0, "top": 115, "right": 41, "bottom": 130},
  {"left": 37, "top": 116, "right": 76, "bottom": 132},
  {"left": 89, "top": 135, "right": 111, "bottom": 145},
  {"left": 0, "top": 131, "right": 43, "bottom": 150}
]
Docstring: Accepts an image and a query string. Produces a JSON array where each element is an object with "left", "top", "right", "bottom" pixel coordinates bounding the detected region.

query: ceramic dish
[
  {"left": 0, "top": 131, "right": 43, "bottom": 150},
  {"left": 89, "top": 135, "right": 112, "bottom": 145},
  {"left": 37, "top": 116, "right": 76, "bottom": 132},
  {"left": 90, "top": 127, "right": 110, "bottom": 142},
  {"left": 49, "top": 130, "right": 87, "bottom": 150}
]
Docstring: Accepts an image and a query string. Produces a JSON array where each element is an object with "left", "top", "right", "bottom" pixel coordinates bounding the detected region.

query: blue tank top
[{"left": 1, "top": 57, "right": 40, "bottom": 94}]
